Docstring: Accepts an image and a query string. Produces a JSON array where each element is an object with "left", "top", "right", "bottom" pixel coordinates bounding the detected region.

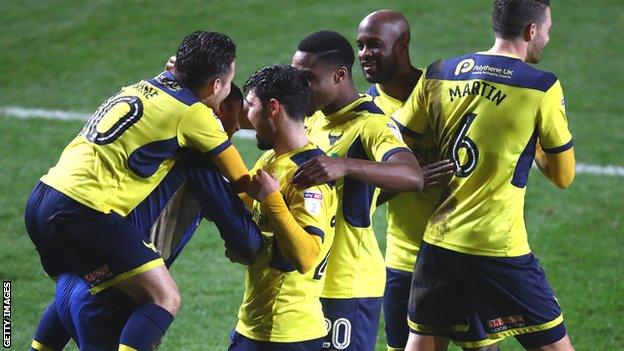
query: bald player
[{"left": 357, "top": 10, "right": 499, "bottom": 351}]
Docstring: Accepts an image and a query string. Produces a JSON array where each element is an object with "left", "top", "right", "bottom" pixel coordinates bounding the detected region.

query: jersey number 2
[
  {"left": 450, "top": 112, "right": 478, "bottom": 177},
  {"left": 82, "top": 95, "right": 144, "bottom": 145},
  {"left": 313, "top": 250, "right": 330, "bottom": 280}
]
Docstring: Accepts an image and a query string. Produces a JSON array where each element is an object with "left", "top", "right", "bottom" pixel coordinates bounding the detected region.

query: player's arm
[
  {"left": 535, "top": 143, "right": 575, "bottom": 189},
  {"left": 210, "top": 147, "right": 253, "bottom": 192},
  {"left": 178, "top": 103, "right": 252, "bottom": 193},
  {"left": 182, "top": 153, "right": 263, "bottom": 264},
  {"left": 535, "top": 79, "right": 575, "bottom": 189},
  {"left": 238, "top": 193, "right": 254, "bottom": 210},
  {"left": 292, "top": 150, "right": 423, "bottom": 192},
  {"left": 375, "top": 159, "right": 455, "bottom": 206},
  {"left": 251, "top": 170, "right": 325, "bottom": 274},
  {"left": 292, "top": 114, "right": 429, "bottom": 191}
]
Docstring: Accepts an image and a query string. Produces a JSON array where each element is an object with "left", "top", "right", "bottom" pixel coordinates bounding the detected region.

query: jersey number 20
[
  {"left": 82, "top": 95, "right": 144, "bottom": 145},
  {"left": 450, "top": 112, "right": 478, "bottom": 177}
]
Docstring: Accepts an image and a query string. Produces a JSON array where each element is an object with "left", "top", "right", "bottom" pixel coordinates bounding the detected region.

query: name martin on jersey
[
  {"left": 449, "top": 81, "right": 507, "bottom": 106},
  {"left": 449, "top": 58, "right": 509, "bottom": 106}
]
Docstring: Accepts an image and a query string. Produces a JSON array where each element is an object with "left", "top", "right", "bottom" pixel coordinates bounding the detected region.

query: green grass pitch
[{"left": 1, "top": 1, "right": 623, "bottom": 349}]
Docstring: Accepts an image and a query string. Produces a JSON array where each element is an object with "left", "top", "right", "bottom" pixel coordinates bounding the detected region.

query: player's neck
[
  {"left": 378, "top": 64, "right": 421, "bottom": 102},
  {"left": 273, "top": 121, "right": 309, "bottom": 156},
  {"left": 488, "top": 38, "right": 528, "bottom": 62},
  {"left": 321, "top": 82, "right": 360, "bottom": 116}
]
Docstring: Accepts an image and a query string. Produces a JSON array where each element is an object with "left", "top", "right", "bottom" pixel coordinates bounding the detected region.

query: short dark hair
[
  {"left": 492, "top": 0, "right": 550, "bottom": 39},
  {"left": 243, "top": 64, "right": 311, "bottom": 122},
  {"left": 223, "top": 83, "right": 243, "bottom": 106},
  {"left": 175, "top": 31, "right": 236, "bottom": 93},
  {"left": 297, "top": 30, "right": 355, "bottom": 73}
]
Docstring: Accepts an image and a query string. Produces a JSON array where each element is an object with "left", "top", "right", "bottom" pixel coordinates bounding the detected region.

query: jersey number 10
[{"left": 81, "top": 95, "right": 144, "bottom": 145}]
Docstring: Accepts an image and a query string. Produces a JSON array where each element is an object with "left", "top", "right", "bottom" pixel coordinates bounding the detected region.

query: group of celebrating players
[{"left": 25, "top": 0, "right": 577, "bottom": 350}]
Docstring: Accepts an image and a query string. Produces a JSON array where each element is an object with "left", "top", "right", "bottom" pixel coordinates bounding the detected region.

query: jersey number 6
[
  {"left": 450, "top": 112, "right": 479, "bottom": 177},
  {"left": 81, "top": 95, "right": 144, "bottom": 145}
]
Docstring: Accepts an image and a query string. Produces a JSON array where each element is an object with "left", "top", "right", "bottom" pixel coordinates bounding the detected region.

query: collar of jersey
[
  {"left": 475, "top": 51, "right": 522, "bottom": 60},
  {"left": 271, "top": 142, "right": 317, "bottom": 164},
  {"left": 324, "top": 95, "right": 371, "bottom": 123},
  {"left": 374, "top": 84, "right": 404, "bottom": 106}
]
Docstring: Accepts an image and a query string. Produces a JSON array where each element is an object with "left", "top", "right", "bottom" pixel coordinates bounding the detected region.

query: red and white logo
[{"left": 84, "top": 265, "right": 112, "bottom": 283}]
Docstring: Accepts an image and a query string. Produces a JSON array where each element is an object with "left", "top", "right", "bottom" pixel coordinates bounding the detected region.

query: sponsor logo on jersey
[
  {"left": 455, "top": 58, "right": 475, "bottom": 75},
  {"left": 156, "top": 73, "right": 182, "bottom": 91},
  {"left": 303, "top": 190, "right": 323, "bottom": 216}
]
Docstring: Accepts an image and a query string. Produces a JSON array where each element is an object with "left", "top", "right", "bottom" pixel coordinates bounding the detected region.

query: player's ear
[
  {"left": 334, "top": 67, "right": 348, "bottom": 84},
  {"left": 211, "top": 78, "right": 223, "bottom": 95},
  {"left": 268, "top": 98, "right": 281, "bottom": 118},
  {"left": 398, "top": 33, "right": 410, "bottom": 52},
  {"left": 524, "top": 23, "right": 537, "bottom": 42}
]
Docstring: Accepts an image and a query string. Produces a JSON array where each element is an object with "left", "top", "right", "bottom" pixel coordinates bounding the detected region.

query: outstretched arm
[
  {"left": 375, "top": 159, "right": 455, "bottom": 206},
  {"left": 292, "top": 151, "right": 423, "bottom": 192}
]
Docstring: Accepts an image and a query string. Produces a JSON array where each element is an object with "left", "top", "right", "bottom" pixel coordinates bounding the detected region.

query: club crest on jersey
[
  {"left": 386, "top": 123, "right": 403, "bottom": 141},
  {"left": 303, "top": 190, "right": 323, "bottom": 216},
  {"left": 455, "top": 58, "right": 475, "bottom": 76},
  {"left": 328, "top": 131, "right": 343, "bottom": 146}
]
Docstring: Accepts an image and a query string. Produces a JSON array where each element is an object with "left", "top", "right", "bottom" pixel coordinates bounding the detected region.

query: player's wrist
[
  {"left": 341, "top": 158, "right": 357, "bottom": 178},
  {"left": 261, "top": 191, "right": 286, "bottom": 210}
]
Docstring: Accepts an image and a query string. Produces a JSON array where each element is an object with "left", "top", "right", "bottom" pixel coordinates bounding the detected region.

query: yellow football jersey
[
  {"left": 235, "top": 143, "right": 337, "bottom": 342},
  {"left": 393, "top": 52, "right": 573, "bottom": 257},
  {"left": 367, "top": 82, "right": 443, "bottom": 272},
  {"left": 305, "top": 95, "right": 411, "bottom": 298},
  {"left": 41, "top": 72, "right": 230, "bottom": 216}
]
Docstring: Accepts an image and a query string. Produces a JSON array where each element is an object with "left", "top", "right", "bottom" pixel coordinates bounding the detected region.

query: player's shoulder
[
  {"left": 352, "top": 96, "right": 385, "bottom": 117},
  {"left": 288, "top": 145, "right": 326, "bottom": 168},
  {"left": 289, "top": 145, "right": 336, "bottom": 189},
  {"left": 146, "top": 71, "right": 202, "bottom": 106},
  {"left": 425, "top": 53, "right": 559, "bottom": 92},
  {"left": 305, "top": 110, "right": 325, "bottom": 131},
  {"left": 254, "top": 149, "right": 277, "bottom": 170}
]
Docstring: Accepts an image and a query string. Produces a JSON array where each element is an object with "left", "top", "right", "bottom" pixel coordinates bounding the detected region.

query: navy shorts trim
[
  {"left": 320, "top": 297, "right": 381, "bottom": 351},
  {"left": 228, "top": 330, "right": 323, "bottom": 351},
  {"left": 408, "top": 242, "right": 566, "bottom": 348},
  {"left": 25, "top": 181, "right": 162, "bottom": 293}
]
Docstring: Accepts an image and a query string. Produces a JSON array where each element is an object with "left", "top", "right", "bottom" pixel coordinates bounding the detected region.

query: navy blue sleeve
[{"left": 183, "top": 152, "right": 263, "bottom": 264}]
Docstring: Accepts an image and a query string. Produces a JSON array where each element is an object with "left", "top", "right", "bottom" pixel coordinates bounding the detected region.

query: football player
[
  {"left": 357, "top": 10, "right": 496, "bottom": 351},
  {"left": 228, "top": 64, "right": 337, "bottom": 350},
  {"left": 291, "top": 30, "right": 428, "bottom": 351},
  {"left": 398, "top": 1, "right": 576, "bottom": 350},
  {"left": 26, "top": 31, "right": 255, "bottom": 350}
]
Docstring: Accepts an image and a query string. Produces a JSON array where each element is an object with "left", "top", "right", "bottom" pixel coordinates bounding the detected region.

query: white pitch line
[
  {"left": 1, "top": 106, "right": 91, "bottom": 121},
  {"left": 2, "top": 106, "right": 622, "bottom": 177}
]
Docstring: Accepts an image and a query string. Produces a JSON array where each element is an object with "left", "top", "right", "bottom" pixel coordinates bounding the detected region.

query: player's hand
[
  {"left": 422, "top": 159, "right": 456, "bottom": 188},
  {"left": 291, "top": 156, "right": 347, "bottom": 189},
  {"left": 249, "top": 169, "right": 280, "bottom": 201},
  {"left": 165, "top": 55, "right": 176, "bottom": 72}
]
